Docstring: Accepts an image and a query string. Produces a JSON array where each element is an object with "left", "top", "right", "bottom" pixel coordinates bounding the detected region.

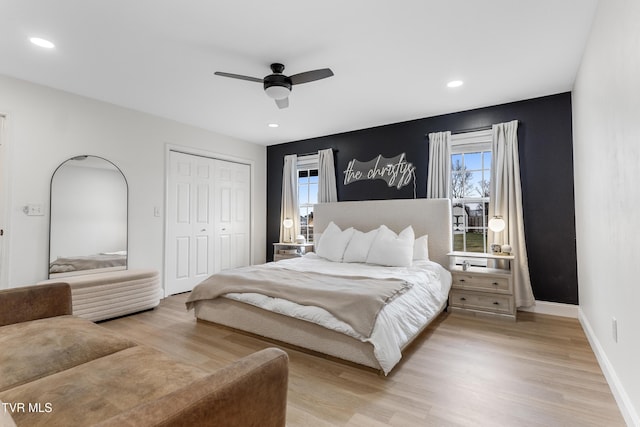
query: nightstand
[
  {"left": 273, "top": 242, "right": 314, "bottom": 262},
  {"left": 447, "top": 251, "right": 516, "bottom": 321}
]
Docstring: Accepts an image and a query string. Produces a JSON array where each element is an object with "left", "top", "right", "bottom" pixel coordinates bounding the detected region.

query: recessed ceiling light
[
  {"left": 268, "top": 123, "right": 279, "bottom": 128},
  {"left": 29, "top": 37, "right": 55, "bottom": 49},
  {"left": 447, "top": 80, "right": 464, "bottom": 88}
]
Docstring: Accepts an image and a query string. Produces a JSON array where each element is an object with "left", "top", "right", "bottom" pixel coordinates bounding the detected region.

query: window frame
[
  {"left": 296, "top": 154, "right": 319, "bottom": 243},
  {"left": 450, "top": 129, "right": 492, "bottom": 254}
]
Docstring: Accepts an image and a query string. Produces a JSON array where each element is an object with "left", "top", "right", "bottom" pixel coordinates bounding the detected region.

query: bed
[
  {"left": 49, "top": 252, "right": 127, "bottom": 276},
  {"left": 187, "top": 199, "right": 453, "bottom": 374}
]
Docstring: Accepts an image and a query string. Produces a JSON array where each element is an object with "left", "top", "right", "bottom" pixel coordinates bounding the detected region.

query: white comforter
[{"left": 223, "top": 254, "right": 452, "bottom": 374}]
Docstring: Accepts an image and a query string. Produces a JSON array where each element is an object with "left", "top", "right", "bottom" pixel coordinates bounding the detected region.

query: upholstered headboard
[{"left": 314, "top": 198, "right": 453, "bottom": 268}]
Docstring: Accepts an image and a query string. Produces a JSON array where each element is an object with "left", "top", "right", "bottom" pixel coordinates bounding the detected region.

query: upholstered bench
[{"left": 38, "top": 269, "right": 161, "bottom": 322}]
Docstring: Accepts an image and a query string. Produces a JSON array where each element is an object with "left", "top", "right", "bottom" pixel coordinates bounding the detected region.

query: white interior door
[
  {"left": 166, "top": 151, "right": 250, "bottom": 296},
  {"left": 166, "top": 151, "right": 215, "bottom": 295},
  {"left": 214, "top": 159, "right": 251, "bottom": 271}
]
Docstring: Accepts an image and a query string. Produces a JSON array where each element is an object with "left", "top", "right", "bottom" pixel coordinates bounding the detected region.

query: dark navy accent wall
[{"left": 267, "top": 92, "right": 577, "bottom": 305}]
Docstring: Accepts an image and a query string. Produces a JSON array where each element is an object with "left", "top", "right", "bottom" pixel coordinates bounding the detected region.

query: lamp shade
[
  {"left": 265, "top": 85, "right": 290, "bottom": 100},
  {"left": 488, "top": 216, "right": 505, "bottom": 232}
]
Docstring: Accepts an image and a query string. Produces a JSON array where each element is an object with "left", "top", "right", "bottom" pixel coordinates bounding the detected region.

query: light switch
[{"left": 24, "top": 204, "right": 45, "bottom": 216}]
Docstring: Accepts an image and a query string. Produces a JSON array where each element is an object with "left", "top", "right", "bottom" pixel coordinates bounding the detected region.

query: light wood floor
[{"left": 100, "top": 294, "right": 624, "bottom": 426}]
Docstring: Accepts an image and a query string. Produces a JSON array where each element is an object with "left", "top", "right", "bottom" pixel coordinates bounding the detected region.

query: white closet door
[
  {"left": 213, "top": 159, "right": 251, "bottom": 272},
  {"left": 166, "top": 151, "right": 215, "bottom": 295},
  {"left": 166, "top": 151, "right": 251, "bottom": 296}
]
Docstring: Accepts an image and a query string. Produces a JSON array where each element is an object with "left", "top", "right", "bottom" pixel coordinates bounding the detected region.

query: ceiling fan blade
[
  {"left": 289, "top": 68, "right": 334, "bottom": 85},
  {"left": 214, "top": 71, "right": 263, "bottom": 83},
  {"left": 275, "top": 97, "right": 289, "bottom": 109}
]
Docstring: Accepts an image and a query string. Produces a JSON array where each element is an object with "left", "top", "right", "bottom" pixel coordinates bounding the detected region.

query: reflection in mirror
[{"left": 49, "top": 156, "right": 128, "bottom": 278}]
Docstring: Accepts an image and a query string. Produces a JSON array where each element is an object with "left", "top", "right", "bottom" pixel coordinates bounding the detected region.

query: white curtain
[
  {"left": 318, "top": 148, "right": 337, "bottom": 203},
  {"left": 426, "top": 131, "right": 451, "bottom": 198},
  {"left": 489, "top": 120, "right": 535, "bottom": 307},
  {"left": 280, "top": 154, "right": 299, "bottom": 243}
]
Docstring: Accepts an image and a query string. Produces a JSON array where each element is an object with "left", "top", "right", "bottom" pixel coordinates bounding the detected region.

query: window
[
  {"left": 297, "top": 155, "right": 318, "bottom": 242},
  {"left": 450, "top": 130, "right": 492, "bottom": 253}
]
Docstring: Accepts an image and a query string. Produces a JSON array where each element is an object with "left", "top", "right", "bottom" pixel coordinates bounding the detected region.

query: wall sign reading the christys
[{"left": 343, "top": 153, "right": 416, "bottom": 189}]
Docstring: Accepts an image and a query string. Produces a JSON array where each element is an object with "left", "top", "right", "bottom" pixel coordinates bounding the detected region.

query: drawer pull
[
  {"left": 492, "top": 282, "right": 499, "bottom": 286},
  {"left": 493, "top": 301, "right": 500, "bottom": 305},
  {"left": 458, "top": 279, "right": 465, "bottom": 283},
  {"left": 460, "top": 297, "right": 467, "bottom": 301}
]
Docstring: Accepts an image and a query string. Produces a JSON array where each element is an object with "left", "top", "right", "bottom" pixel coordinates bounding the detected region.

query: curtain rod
[
  {"left": 425, "top": 126, "right": 491, "bottom": 137},
  {"left": 286, "top": 149, "right": 339, "bottom": 157},
  {"left": 451, "top": 120, "right": 520, "bottom": 135},
  {"left": 426, "top": 120, "right": 521, "bottom": 137},
  {"left": 451, "top": 125, "right": 493, "bottom": 135}
]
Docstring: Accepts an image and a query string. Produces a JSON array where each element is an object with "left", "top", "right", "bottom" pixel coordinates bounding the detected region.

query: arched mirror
[{"left": 49, "top": 155, "right": 128, "bottom": 278}]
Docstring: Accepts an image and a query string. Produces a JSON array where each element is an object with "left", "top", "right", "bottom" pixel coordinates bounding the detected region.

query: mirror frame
[{"left": 48, "top": 155, "right": 128, "bottom": 278}]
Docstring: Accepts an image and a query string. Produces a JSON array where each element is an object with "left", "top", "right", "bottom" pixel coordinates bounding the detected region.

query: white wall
[
  {"left": 0, "top": 74, "right": 266, "bottom": 288},
  {"left": 572, "top": 0, "right": 640, "bottom": 424}
]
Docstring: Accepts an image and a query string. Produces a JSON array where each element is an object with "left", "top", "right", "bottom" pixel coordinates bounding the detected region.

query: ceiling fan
[{"left": 214, "top": 63, "right": 334, "bottom": 109}]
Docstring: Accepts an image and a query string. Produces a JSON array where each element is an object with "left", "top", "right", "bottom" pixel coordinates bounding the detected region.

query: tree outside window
[{"left": 451, "top": 150, "right": 491, "bottom": 252}]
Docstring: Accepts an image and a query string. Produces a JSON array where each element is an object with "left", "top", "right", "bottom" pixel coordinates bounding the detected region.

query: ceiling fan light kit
[
  {"left": 215, "top": 62, "right": 333, "bottom": 109},
  {"left": 264, "top": 82, "right": 291, "bottom": 100},
  {"left": 264, "top": 85, "right": 290, "bottom": 100}
]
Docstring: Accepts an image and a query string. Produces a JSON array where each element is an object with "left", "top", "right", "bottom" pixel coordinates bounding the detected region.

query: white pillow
[
  {"left": 315, "top": 221, "right": 355, "bottom": 262},
  {"left": 366, "top": 225, "right": 415, "bottom": 267},
  {"left": 343, "top": 228, "right": 379, "bottom": 263},
  {"left": 413, "top": 235, "right": 429, "bottom": 261}
]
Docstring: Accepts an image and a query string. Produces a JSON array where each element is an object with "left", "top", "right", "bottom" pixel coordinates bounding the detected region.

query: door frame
[
  {"left": 0, "top": 112, "right": 12, "bottom": 290},
  {"left": 164, "top": 143, "right": 255, "bottom": 297}
]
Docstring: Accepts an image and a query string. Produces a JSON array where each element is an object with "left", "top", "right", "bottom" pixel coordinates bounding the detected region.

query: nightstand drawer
[
  {"left": 274, "top": 253, "right": 302, "bottom": 262},
  {"left": 449, "top": 289, "right": 514, "bottom": 315},
  {"left": 451, "top": 272, "right": 511, "bottom": 293},
  {"left": 272, "top": 242, "right": 314, "bottom": 262}
]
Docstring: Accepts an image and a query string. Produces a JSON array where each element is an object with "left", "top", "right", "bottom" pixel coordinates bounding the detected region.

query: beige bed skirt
[{"left": 193, "top": 297, "right": 446, "bottom": 373}]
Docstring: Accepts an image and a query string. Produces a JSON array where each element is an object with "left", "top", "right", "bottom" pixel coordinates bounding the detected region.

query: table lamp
[
  {"left": 488, "top": 215, "right": 505, "bottom": 254},
  {"left": 282, "top": 218, "right": 294, "bottom": 243}
]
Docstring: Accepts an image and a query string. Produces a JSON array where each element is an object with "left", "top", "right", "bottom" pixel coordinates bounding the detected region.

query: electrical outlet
[
  {"left": 24, "top": 204, "right": 45, "bottom": 216},
  {"left": 612, "top": 317, "right": 618, "bottom": 343}
]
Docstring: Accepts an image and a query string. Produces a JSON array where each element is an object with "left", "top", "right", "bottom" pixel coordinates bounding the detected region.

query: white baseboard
[
  {"left": 518, "top": 300, "right": 579, "bottom": 318},
  {"left": 579, "top": 308, "right": 639, "bottom": 427}
]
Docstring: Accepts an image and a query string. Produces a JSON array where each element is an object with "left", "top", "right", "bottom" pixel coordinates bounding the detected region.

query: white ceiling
[{"left": 0, "top": 1, "right": 598, "bottom": 146}]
